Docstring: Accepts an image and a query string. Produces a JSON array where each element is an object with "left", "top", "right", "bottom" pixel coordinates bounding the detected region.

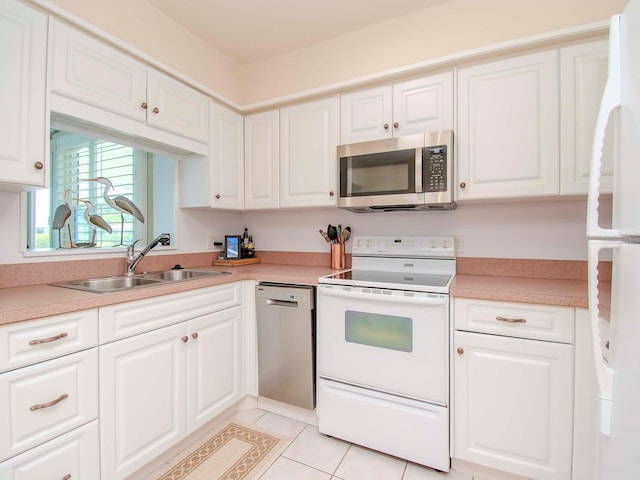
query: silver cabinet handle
[
  {"left": 29, "top": 332, "right": 68, "bottom": 346},
  {"left": 496, "top": 316, "right": 527, "bottom": 323},
  {"left": 30, "top": 393, "right": 69, "bottom": 411}
]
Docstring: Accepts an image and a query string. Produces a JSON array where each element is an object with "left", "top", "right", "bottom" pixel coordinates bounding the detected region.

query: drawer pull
[
  {"left": 29, "top": 332, "right": 69, "bottom": 345},
  {"left": 496, "top": 316, "right": 527, "bottom": 323},
  {"left": 30, "top": 393, "right": 69, "bottom": 411},
  {"left": 63, "top": 475, "right": 72, "bottom": 480}
]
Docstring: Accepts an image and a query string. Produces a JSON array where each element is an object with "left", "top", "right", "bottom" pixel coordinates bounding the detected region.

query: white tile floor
[{"left": 227, "top": 409, "right": 473, "bottom": 480}]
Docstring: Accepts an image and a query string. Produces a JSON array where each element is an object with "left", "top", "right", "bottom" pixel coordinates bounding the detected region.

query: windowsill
[{"left": 22, "top": 245, "right": 177, "bottom": 258}]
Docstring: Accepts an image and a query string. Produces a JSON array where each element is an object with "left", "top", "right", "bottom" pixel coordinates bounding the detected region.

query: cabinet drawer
[
  {"left": 454, "top": 298, "right": 574, "bottom": 343},
  {"left": 0, "top": 309, "right": 98, "bottom": 373},
  {"left": 99, "top": 283, "right": 242, "bottom": 343},
  {"left": 0, "top": 420, "right": 99, "bottom": 480},
  {"left": 0, "top": 349, "right": 98, "bottom": 461}
]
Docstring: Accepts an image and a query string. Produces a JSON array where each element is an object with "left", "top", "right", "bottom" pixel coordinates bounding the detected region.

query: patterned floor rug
[{"left": 155, "top": 421, "right": 288, "bottom": 480}]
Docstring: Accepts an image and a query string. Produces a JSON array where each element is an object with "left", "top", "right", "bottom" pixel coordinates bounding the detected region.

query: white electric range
[{"left": 317, "top": 235, "right": 455, "bottom": 472}]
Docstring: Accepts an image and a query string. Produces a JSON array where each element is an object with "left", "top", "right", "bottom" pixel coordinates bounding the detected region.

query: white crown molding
[{"left": 29, "top": 0, "right": 607, "bottom": 114}]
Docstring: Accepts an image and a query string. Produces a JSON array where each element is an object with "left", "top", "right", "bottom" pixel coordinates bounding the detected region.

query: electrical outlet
[
  {"left": 454, "top": 235, "right": 464, "bottom": 254},
  {"left": 207, "top": 234, "right": 223, "bottom": 250}
]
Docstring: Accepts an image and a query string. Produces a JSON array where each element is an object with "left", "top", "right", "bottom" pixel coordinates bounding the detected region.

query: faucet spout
[{"left": 125, "top": 233, "right": 170, "bottom": 276}]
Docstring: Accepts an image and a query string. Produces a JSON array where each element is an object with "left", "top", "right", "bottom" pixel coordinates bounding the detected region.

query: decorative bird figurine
[
  {"left": 74, "top": 199, "right": 113, "bottom": 247},
  {"left": 81, "top": 176, "right": 145, "bottom": 246},
  {"left": 52, "top": 189, "right": 73, "bottom": 249}
]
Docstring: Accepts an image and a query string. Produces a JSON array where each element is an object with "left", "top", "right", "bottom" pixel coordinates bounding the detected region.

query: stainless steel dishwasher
[{"left": 256, "top": 282, "right": 316, "bottom": 409}]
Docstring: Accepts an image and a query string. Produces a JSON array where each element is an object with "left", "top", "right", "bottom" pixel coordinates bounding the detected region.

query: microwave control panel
[{"left": 423, "top": 146, "right": 447, "bottom": 192}]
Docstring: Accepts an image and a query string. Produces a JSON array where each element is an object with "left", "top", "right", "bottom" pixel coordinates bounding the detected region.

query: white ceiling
[{"left": 146, "top": 0, "right": 446, "bottom": 65}]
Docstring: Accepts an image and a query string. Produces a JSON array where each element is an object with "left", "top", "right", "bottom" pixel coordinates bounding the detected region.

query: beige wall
[{"left": 44, "top": 0, "right": 625, "bottom": 107}]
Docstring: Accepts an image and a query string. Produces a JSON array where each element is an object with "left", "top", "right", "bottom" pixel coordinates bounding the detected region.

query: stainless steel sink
[
  {"left": 142, "top": 269, "right": 223, "bottom": 281},
  {"left": 51, "top": 269, "right": 229, "bottom": 293}
]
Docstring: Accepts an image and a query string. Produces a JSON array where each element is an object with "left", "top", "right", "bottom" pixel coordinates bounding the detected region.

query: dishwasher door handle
[{"left": 265, "top": 298, "right": 299, "bottom": 308}]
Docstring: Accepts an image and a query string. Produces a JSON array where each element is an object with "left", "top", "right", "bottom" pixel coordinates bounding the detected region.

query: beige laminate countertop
[
  {"left": 0, "top": 264, "right": 589, "bottom": 326},
  {"left": 451, "top": 274, "right": 588, "bottom": 309},
  {"left": 0, "top": 264, "right": 335, "bottom": 326}
]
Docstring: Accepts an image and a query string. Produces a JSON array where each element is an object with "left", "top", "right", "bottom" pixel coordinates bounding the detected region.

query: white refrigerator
[{"left": 587, "top": 1, "right": 640, "bottom": 478}]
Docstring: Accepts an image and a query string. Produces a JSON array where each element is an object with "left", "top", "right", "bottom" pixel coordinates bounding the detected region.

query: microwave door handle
[{"left": 415, "top": 148, "right": 423, "bottom": 193}]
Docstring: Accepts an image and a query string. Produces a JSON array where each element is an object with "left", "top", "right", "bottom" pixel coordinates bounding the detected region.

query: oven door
[
  {"left": 337, "top": 135, "right": 425, "bottom": 209},
  {"left": 317, "top": 283, "right": 449, "bottom": 405}
]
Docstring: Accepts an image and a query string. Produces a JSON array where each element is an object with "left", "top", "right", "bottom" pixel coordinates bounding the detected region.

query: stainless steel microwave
[{"left": 337, "top": 130, "right": 455, "bottom": 212}]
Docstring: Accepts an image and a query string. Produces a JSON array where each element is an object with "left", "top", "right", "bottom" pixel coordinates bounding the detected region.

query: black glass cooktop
[{"left": 322, "top": 269, "right": 452, "bottom": 289}]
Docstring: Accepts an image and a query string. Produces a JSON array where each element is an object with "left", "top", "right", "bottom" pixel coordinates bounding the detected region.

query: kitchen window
[{"left": 26, "top": 123, "right": 176, "bottom": 253}]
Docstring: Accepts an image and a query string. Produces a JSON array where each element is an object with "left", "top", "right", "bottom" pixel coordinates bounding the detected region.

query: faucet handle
[{"left": 127, "top": 239, "right": 142, "bottom": 258}]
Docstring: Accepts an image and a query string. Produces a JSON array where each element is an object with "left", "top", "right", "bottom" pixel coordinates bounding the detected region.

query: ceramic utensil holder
[{"left": 330, "top": 243, "right": 345, "bottom": 269}]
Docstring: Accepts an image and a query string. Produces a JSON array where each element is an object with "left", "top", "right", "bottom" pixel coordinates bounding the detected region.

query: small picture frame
[{"left": 224, "top": 235, "right": 242, "bottom": 260}]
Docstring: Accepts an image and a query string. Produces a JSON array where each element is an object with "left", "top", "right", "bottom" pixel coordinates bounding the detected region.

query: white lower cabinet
[
  {"left": 99, "top": 285, "right": 243, "bottom": 480},
  {"left": 100, "top": 322, "right": 186, "bottom": 480},
  {"left": 0, "top": 420, "right": 99, "bottom": 480},
  {"left": 187, "top": 307, "right": 242, "bottom": 433},
  {"left": 453, "top": 299, "right": 574, "bottom": 480},
  {"left": 0, "top": 309, "right": 99, "bottom": 476}
]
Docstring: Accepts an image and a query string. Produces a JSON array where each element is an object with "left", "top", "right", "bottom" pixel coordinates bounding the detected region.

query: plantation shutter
[{"left": 50, "top": 132, "right": 147, "bottom": 248}]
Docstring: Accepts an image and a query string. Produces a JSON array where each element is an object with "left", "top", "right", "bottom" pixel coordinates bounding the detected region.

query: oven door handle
[{"left": 319, "top": 285, "right": 448, "bottom": 306}]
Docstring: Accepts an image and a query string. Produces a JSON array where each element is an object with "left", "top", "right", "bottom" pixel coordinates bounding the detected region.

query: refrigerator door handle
[
  {"left": 587, "top": 15, "right": 622, "bottom": 238},
  {"left": 588, "top": 240, "right": 620, "bottom": 436}
]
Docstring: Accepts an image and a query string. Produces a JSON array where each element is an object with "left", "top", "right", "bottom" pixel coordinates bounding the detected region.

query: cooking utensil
[
  {"left": 319, "top": 229, "right": 331, "bottom": 243},
  {"left": 342, "top": 226, "right": 351, "bottom": 243},
  {"left": 327, "top": 225, "right": 338, "bottom": 244}
]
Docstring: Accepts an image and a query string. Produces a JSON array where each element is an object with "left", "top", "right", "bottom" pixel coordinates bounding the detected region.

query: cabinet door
[
  {"left": 392, "top": 72, "right": 454, "bottom": 136},
  {"left": 187, "top": 305, "right": 242, "bottom": 433},
  {"left": 245, "top": 110, "right": 280, "bottom": 209},
  {"left": 560, "top": 40, "right": 613, "bottom": 195},
  {"left": 0, "top": 0, "right": 47, "bottom": 190},
  {"left": 0, "top": 420, "right": 99, "bottom": 480},
  {"left": 457, "top": 50, "right": 559, "bottom": 200},
  {"left": 147, "top": 68, "right": 210, "bottom": 143},
  {"left": 210, "top": 103, "right": 244, "bottom": 209},
  {"left": 50, "top": 20, "right": 147, "bottom": 123},
  {"left": 280, "top": 97, "right": 339, "bottom": 208},
  {"left": 453, "top": 331, "right": 573, "bottom": 480},
  {"left": 100, "top": 323, "right": 187, "bottom": 480},
  {"left": 340, "top": 85, "right": 392, "bottom": 144},
  {"left": 0, "top": 349, "right": 98, "bottom": 461}
]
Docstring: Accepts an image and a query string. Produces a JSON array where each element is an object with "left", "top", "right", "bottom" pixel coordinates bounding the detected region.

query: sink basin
[
  {"left": 51, "top": 269, "right": 229, "bottom": 294},
  {"left": 141, "top": 269, "right": 225, "bottom": 281},
  {"left": 53, "top": 275, "right": 164, "bottom": 293}
]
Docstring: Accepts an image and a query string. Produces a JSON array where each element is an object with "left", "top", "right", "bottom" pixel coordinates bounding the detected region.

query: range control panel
[{"left": 351, "top": 235, "right": 455, "bottom": 258}]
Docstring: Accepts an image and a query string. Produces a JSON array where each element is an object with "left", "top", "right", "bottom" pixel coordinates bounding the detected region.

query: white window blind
[{"left": 50, "top": 131, "right": 147, "bottom": 248}]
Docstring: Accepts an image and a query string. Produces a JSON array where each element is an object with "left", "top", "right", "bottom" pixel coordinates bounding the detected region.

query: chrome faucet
[{"left": 125, "top": 233, "right": 171, "bottom": 276}]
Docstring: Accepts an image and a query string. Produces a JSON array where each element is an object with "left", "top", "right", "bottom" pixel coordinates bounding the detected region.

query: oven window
[
  {"left": 340, "top": 149, "right": 416, "bottom": 197},
  {"left": 345, "top": 311, "right": 413, "bottom": 352}
]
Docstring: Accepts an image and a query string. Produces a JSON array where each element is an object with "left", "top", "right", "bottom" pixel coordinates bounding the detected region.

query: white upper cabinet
[
  {"left": 0, "top": 0, "right": 48, "bottom": 191},
  {"left": 180, "top": 102, "right": 244, "bottom": 209},
  {"left": 209, "top": 103, "right": 245, "bottom": 209},
  {"left": 50, "top": 20, "right": 147, "bottom": 123},
  {"left": 244, "top": 110, "right": 280, "bottom": 210},
  {"left": 340, "top": 72, "right": 453, "bottom": 144},
  {"left": 50, "top": 20, "right": 209, "bottom": 151},
  {"left": 457, "top": 50, "right": 560, "bottom": 200},
  {"left": 280, "top": 97, "right": 339, "bottom": 208},
  {"left": 146, "top": 68, "right": 210, "bottom": 143},
  {"left": 560, "top": 39, "right": 613, "bottom": 195}
]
